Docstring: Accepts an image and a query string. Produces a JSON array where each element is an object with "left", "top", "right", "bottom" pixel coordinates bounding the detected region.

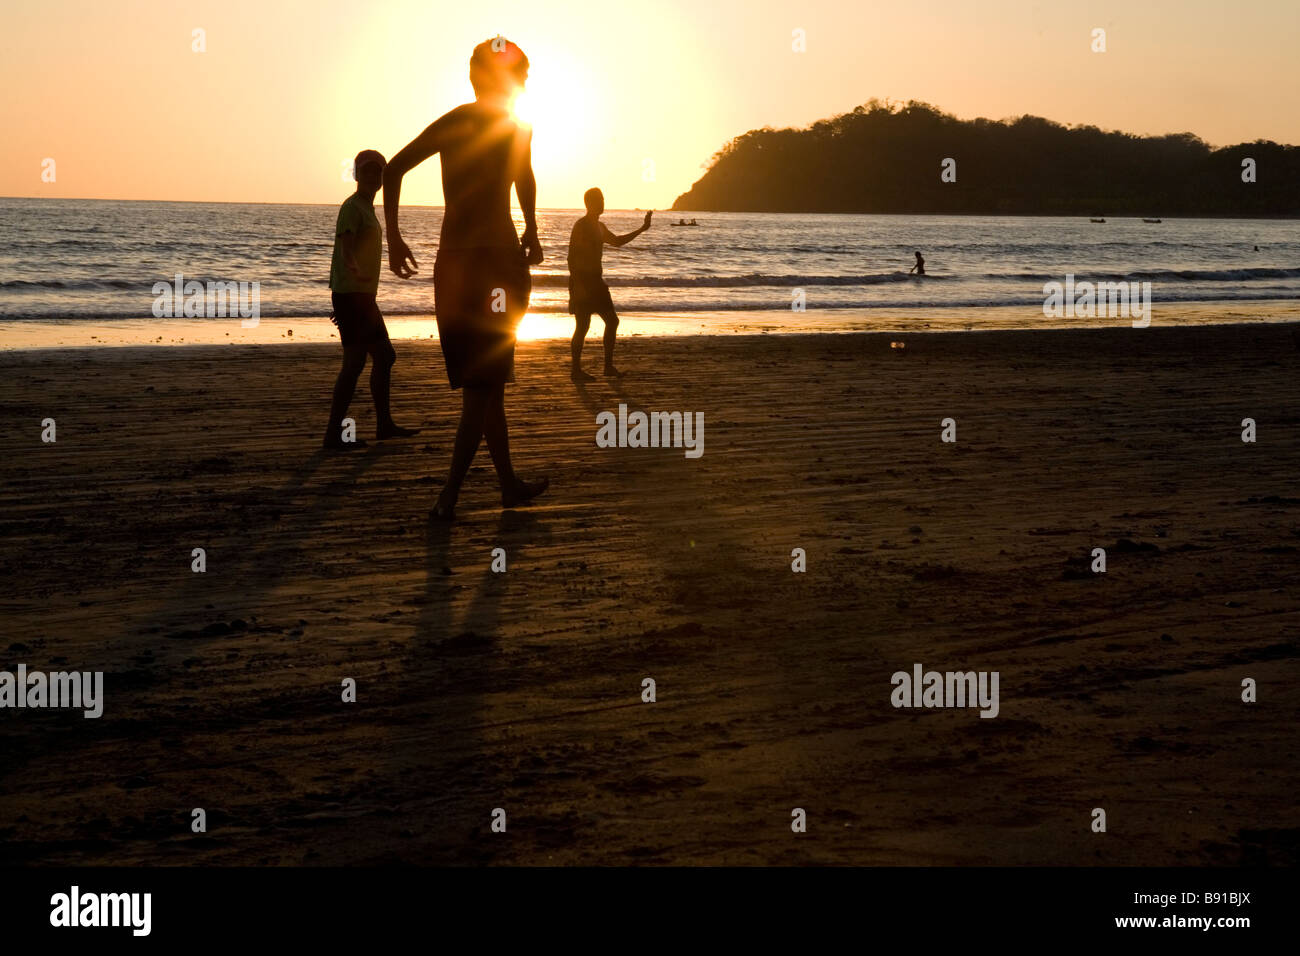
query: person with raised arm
[{"left": 567, "top": 188, "right": 652, "bottom": 382}]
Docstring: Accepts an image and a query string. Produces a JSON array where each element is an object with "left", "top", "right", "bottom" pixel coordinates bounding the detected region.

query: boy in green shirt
[{"left": 323, "top": 149, "right": 418, "bottom": 450}]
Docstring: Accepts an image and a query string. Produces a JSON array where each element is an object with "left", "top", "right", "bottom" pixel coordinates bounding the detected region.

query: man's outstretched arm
[
  {"left": 604, "top": 210, "right": 653, "bottom": 247},
  {"left": 383, "top": 120, "right": 445, "bottom": 278}
]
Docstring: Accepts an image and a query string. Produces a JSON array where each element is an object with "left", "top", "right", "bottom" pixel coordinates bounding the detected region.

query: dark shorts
[
  {"left": 434, "top": 247, "right": 531, "bottom": 389},
  {"left": 330, "top": 292, "right": 391, "bottom": 351},
  {"left": 568, "top": 272, "right": 616, "bottom": 317}
]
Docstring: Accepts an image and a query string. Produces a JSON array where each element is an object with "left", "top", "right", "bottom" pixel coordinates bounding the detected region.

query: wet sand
[
  {"left": 1, "top": 324, "right": 1298, "bottom": 865},
  {"left": 4, "top": 298, "right": 1300, "bottom": 349}
]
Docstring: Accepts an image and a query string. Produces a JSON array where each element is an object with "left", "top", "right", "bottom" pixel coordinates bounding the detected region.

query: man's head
[
  {"left": 584, "top": 187, "right": 604, "bottom": 216},
  {"left": 470, "top": 37, "right": 530, "bottom": 99},
  {"left": 354, "top": 150, "right": 386, "bottom": 189}
]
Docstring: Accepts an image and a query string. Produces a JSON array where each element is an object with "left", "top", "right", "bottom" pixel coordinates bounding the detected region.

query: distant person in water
[
  {"left": 323, "top": 149, "right": 419, "bottom": 451},
  {"left": 383, "top": 38, "right": 547, "bottom": 519},
  {"left": 567, "top": 188, "right": 652, "bottom": 381},
  {"left": 908, "top": 251, "right": 926, "bottom": 276}
]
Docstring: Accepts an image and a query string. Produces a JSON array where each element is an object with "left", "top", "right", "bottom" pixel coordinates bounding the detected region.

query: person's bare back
[
  {"left": 435, "top": 101, "right": 531, "bottom": 252},
  {"left": 380, "top": 37, "right": 546, "bottom": 520},
  {"left": 383, "top": 66, "right": 541, "bottom": 274},
  {"left": 567, "top": 214, "right": 612, "bottom": 278}
]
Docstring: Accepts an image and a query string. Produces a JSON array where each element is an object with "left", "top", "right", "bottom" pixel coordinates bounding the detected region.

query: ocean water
[{"left": 1, "top": 198, "right": 1298, "bottom": 322}]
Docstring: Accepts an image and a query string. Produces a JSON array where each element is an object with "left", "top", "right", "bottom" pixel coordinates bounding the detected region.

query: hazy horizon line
[{"left": 3, "top": 198, "right": 1297, "bottom": 222}]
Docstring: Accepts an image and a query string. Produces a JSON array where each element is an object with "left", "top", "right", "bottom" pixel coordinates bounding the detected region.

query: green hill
[{"left": 671, "top": 100, "right": 1300, "bottom": 217}]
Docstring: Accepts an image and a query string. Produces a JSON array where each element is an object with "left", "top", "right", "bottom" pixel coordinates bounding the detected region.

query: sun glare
[
  {"left": 506, "top": 52, "right": 602, "bottom": 187},
  {"left": 509, "top": 89, "right": 535, "bottom": 127}
]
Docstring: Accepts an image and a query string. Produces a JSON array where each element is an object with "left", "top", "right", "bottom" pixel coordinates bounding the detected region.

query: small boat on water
[
  {"left": 1090, "top": 217, "right": 1106, "bottom": 223},
  {"left": 1143, "top": 218, "right": 1162, "bottom": 223}
]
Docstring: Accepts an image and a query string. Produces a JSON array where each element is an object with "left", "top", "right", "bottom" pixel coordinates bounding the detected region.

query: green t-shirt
[{"left": 329, "top": 193, "right": 382, "bottom": 295}]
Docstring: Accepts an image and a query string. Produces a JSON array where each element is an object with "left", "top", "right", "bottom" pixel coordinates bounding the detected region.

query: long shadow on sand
[{"left": 366, "top": 505, "right": 554, "bottom": 863}]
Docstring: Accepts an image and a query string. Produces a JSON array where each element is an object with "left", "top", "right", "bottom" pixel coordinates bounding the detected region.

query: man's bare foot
[
  {"left": 501, "top": 476, "right": 549, "bottom": 509},
  {"left": 376, "top": 423, "right": 421, "bottom": 440},
  {"left": 571, "top": 367, "right": 595, "bottom": 383},
  {"left": 604, "top": 365, "right": 625, "bottom": 378}
]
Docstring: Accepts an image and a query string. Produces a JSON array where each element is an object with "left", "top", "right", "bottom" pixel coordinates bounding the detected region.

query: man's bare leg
[
  {"left": 601, "top": 308, "right": 624, "bottom": 377},
  {"left": 571, "top": 313, "right": 594, "bottom": 382},
  {"left": 369, "top": 337, "right": 420, "bottom": 440},
  {"left": 324, "top": 346, "right": 369, "bottom": 450},
  {"left": 433, "top": 385, "right": 492, "bottom": 517},
  {"left": 482, "top": 384, "right": 549, "bottom": 507}
]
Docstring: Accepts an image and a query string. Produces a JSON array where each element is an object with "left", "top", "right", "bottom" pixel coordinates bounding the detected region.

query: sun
[
  {"left": 504, "top": 52, "right": 602, "bottom": 169},
  {"left": 508, "top": 89, "right": 536, "bottom": 127}
]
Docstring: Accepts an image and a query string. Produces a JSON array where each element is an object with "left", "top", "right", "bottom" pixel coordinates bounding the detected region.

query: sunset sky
[{"left": 3, "top": 0, "right": 1297, "bottom": 208}]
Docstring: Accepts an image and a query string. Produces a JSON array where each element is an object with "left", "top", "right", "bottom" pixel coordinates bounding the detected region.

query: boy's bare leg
[
  {"left": 324, "top": 347, "right": 369, "bottom": 449},
  {"left": 571, "top": 313, "right": 594, "bottom": 382},
  {"left": 368, "top": 339, "right": 395, "bottom": 430},
  {"left": 481, "top": 384, "right": 514, "bottom": 488},
  {"left": 481, "top": 384, "right": 548, "bottom": 508},
  {"left": 601, "top": 308, "right": 624, "bottom": 377},
  {"left": 368, "top": 333, "right": 420, "bottom": 440},
  {"left": 434, "top": 384, "right": 547, "bottom": 516},
  {"left": 433, "top": 385, "right": 491, "bottom": 516}
]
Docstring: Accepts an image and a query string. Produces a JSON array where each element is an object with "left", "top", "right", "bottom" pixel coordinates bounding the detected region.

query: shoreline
[
  {"left": 3, "top": 299, "right": 1300, "bottom": 350},
  {"left": 1, "top": 316, "right": 1299, "bottom": 360}
]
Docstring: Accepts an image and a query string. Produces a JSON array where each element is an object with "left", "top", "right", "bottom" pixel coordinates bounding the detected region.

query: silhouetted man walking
[{"left": 383, "top": 38, "right": 548, "bottom": 519}]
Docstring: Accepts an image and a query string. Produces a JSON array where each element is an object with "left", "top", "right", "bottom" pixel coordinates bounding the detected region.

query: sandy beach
[{"left": 1, "top": 324, "right": 1298, "bottom": 866}]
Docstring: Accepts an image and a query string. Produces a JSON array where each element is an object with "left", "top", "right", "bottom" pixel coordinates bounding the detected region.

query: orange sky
[{"left": 2, "top": 0, "right": 1297, "bottom": 208}]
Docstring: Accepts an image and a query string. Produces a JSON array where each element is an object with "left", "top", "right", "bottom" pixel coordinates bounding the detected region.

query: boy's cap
[{"left": 354, "top": 149, "right": 386, "bottom": 174}]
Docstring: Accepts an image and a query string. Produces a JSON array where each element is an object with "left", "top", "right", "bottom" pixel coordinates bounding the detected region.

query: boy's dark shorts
[
  {"left": 434, "top": 247, "right": 531, "bottom": 390},
  {"left": 330, "top": 292, "right": 390, "bottom": 350},
  {"left": 568, "top": 272, "right": 616, "bottom": 317}
]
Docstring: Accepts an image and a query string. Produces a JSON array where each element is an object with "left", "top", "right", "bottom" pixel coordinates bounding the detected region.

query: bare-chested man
[
  {"left": 383, "top": 37, "right": 548, "bottom": 520},
  {"left": 567, "top": 189, "right": 652, "bottom": 382}
]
